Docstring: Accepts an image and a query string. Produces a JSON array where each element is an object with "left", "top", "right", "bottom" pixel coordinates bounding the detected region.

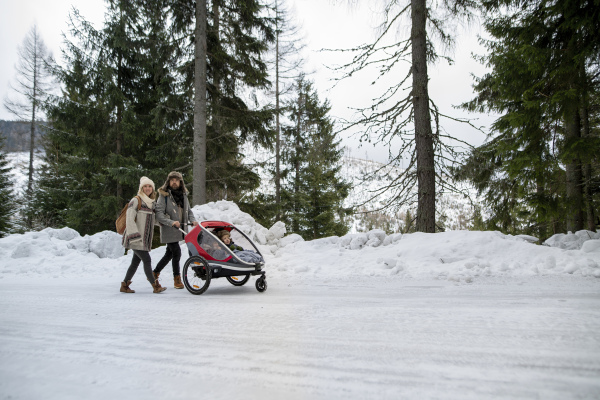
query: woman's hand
[{"left": 172, "top": 221, "right": 181, "bottom": 228}]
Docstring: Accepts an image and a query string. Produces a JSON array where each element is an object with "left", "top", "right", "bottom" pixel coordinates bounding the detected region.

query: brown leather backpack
[{"left": 116, "top": 196, "right": 141, "bottom": 234}]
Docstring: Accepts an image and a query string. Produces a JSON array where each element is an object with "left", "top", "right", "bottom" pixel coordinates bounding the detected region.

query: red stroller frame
[{"left": 182, "top": 220, "right": 267, "bottom": 295}]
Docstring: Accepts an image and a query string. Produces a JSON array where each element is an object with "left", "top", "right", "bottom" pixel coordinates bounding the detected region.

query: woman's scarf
[{"left": 137, "top": 192, "right": 155, "bottom": 209}]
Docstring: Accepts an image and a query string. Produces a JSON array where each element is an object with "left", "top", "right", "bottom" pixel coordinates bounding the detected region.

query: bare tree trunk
[
  {"left": 212, "top": 0, "right": 221, "bottom": 141},
  {"left": 115, "top": 6, "right": 124, "bottom": 204},
  {"left": 536, "top": 174, "right": 547, "bottom": 241},
  {"left": 28, "top": 90, "right": 36, "bottom": 197},
  {"left": 561, "top": 47, "right": 584, "bottom": 232},
  {"left": 275, "top": 12, "right": 281, "bottom": 221},
  {"left": 411, "top": 0, "right": 435, "bottom": 233},
  {"left": 580, "top": 82, "right": 595, "bottom": 232},
  {"left": 209, "top": 0, "right": 223, "bottom": 202},
  {"left": 293, "top": 92, "right": 302, "bottom": 233},
  {"left": 564, "top": 80, "right": 584, "bottom": 232},
  {"left": 193, "top": 0, "right": 207, "bottom": 206},
  {"left": 27, "top": 29, "right": 38, "bottom": 200},
  {"left": 116, "top": 99, "right": 123, "bottom": 202}
]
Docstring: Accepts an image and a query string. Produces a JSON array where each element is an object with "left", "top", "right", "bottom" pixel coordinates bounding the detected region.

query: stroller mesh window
[
  {"left": 229, "top": 229, "right": 257, "bottom": 252},
  {"left": 198, "top": 230, "right": 230, "bottom": 261}
]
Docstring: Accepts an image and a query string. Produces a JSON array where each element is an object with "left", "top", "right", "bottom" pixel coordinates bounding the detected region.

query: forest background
[{"left": 0, "top": 0, "right": 598, "bottom": 243}]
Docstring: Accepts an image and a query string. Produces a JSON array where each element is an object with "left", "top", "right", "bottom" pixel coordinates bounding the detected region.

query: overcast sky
[{"left": 0, "top": 0, "right": 493, "bottom": 163}]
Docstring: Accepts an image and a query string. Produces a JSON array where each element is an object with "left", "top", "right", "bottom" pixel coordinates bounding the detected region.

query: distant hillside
[
  {"left": 0, "top": 120, "right": 46, "bottom": 152},
  {"left": 245, "top": 149, "right": 481, "bottom": 234},
  {"left": 340, "top": 156, "right": 478, "bottom": 233}
]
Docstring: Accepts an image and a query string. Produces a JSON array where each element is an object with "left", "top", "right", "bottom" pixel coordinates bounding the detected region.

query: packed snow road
[{"left": 0, "top": 275, "right": 599, "bottom": 399}]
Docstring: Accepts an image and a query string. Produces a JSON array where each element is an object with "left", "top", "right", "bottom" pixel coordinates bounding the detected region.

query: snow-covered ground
[{"left": 1, "top": 201, "right": 599, "bottom": 399}]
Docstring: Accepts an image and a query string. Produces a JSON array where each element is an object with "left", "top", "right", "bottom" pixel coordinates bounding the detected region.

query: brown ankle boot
[
  {"left": 153, "top": 271, "right": 160, "bottom": 281},
  {"left": 174, "top": 275, "right": 184, "bottom": 289},
  {"left": 120, "top": 281, "right": 135, "bottom": 293},
  {"left": 152, "top": 281, "right": 167, "bottom": 293}
]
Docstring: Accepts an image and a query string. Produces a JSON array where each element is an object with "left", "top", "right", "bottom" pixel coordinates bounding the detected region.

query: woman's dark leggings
[
  {"left": 154, "top": 242, "right": 182, "bottom": 276},
  {"left": 124, "top": 250, "right": 155, "bottom": 284}
]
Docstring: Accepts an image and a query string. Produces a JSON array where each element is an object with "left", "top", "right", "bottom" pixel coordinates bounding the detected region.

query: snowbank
[
  {"left": 270, "top": 229, "right": 600, "bottom": 282},
  {"left": 543, "top": 230, "right": 600, "bottom": 250},
  {"left": 1, "top": 227, "right": 123, "bottom": 260},
  {"left": 0, "top": 201, "right": 598, "bottom": 282}
]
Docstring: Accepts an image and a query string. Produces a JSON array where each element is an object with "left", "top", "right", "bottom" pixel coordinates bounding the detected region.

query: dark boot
[
  {"left": 120, "top": 281, "right": 135, "bottom": 293},
  {"left": 152, "top": 280, "right": 167, "bottom": 293},
  {"left": 174, "top": 275, "right": 184, "bottom": 289}
]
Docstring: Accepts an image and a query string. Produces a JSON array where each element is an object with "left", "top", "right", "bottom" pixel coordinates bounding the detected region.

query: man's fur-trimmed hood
[{"left": 158, "top": 171, "right": 189, "bottom": 195}]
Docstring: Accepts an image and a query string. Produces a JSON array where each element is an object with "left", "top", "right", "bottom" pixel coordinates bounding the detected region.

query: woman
[{"left": 120, "top": 176, "right": 166, "bottom": 294}]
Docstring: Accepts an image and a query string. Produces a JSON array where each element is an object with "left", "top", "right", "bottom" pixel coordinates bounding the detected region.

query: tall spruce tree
[
  {"left": 458, "top": 0, "right": 600, "bottom": 236},
  {"left": 39, "top": 1, "right": 186, "bottom": 234},
  {"left": 281, "top": 76, "right": 350, "bottom": 239}
]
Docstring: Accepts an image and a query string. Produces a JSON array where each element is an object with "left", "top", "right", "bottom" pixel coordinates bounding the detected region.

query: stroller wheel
[
  {"left": 255, "top": 277, "right": 267, "bottom": 292},
  {"left": 226, "top": 275, "right": 250, "bottom": 286},
  {"left": 183, "top": 256, "right": 212, "bottom": 295}
]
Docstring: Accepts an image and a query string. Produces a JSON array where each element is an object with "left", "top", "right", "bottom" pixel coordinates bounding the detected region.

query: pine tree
[
  {"left": 0, "top": 135, "right": 17, "bottom": 237},
  {"left": 3, "top": 24, "right": 53, "bottom": 229},
  {"left": 35, "top": 0, "right": 276, "bottom": 234},
  {"left": 281, "top": 76, "right": 351, "bottom": 239},
  {"left": 458, "top": 0, "right": 600, "bottom": 236},
  {"left": 208, "top": 0, "right": 275, "bottom": 202},
  {"left": 39, "top": 1, "right": 186, "bottom": 234},
  {"left": 281, "top": 76, "right": 309, "bottom": 234}
]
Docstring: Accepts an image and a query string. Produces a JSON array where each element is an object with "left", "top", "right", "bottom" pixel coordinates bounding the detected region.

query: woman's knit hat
[{"left": 139, "top": 176, "right": 155, "bottom": 191}]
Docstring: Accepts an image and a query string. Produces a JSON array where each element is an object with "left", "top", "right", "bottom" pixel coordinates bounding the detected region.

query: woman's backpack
[{"left": 116, "top": 196, "right": 141, "bottom": 234}]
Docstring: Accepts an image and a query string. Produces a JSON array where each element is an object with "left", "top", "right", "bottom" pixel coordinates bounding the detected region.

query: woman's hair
[{"left": 137, "top": 187, "right": 157, "bottom": 199}]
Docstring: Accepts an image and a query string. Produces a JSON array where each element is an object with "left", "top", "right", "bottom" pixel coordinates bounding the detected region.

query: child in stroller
[
  {"left": 217, "top": 229, "right": 243, "bottom": 251},
  {"left": 216, "top": 229, "right": 264, "bottom": 263}
]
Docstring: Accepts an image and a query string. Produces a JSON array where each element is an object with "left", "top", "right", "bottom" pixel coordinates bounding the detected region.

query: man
[{"left": 154, "top": 171, "right": 198, "bottom": 289}]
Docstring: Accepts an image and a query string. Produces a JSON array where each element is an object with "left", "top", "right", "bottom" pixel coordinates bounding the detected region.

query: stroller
[{"left": 181, "top": 221, "right": 267, "bottom": 295}]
